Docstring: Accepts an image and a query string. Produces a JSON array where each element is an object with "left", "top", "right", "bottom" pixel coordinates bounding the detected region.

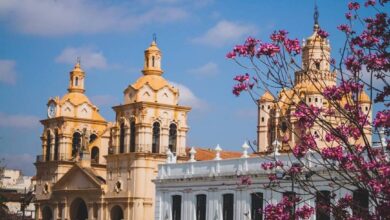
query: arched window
[
  {"left": 90, "top": 134, "right": 98, "bottom": 143},
  {"left": 119, "top": 123, "right": 125, "bottom": 153},
  {"left": 45, "top": 131, "right": 51, "bottom": 161},
  {"left": 72, "top": 132, "right": 81, "bottom": 157},
  {"left": 130, "top": 121, "right": 136, "bottom": 152},
  {"left": 251, "top": 192, "right": 263, "bottom": 220},
  {"left": 152, "top": 122, "right": 160, "bottom": 153},
  {"left": 152, "top": 56, "right": 155, "bottom": 67},
  {"left": 54, "top": 130, "right": 59, "bottom": 161},
  {"left": 75, "top": 77, "right": 79, "bottom": 86},
  {"left": 169, "top": 123, "right": 177, "bottom": 153},
  {"left": 91, "top": 147, "right": 99, "bottom": 164}
]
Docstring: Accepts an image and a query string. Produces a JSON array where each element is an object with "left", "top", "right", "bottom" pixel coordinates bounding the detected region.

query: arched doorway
[
  {"left": 110, "top": 205, "right": 124, "bottom": 220},
  {"left": 42, "top": 206, "right": 53, "bottom": 220},
  {"left": 70, "top": 198, "right": 88, "bottom": 220}
]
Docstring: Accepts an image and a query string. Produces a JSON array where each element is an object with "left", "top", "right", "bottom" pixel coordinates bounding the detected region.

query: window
[
  {"left": 196, "top": 194, "right": 206, "bottom": 220},
  {"left": 172, "top": 195, "right": 182, "bottom": 220},
  {"left": 283, "top": 191, "right": 296, "bottom": 217},
  {"left": 119, "top": 123, "right": 125, "bottom": 153},
  {"left": 281, "top": 121, "right": 288, "bottom": 133},
  {"left": 251, "top": 192, "right": 263, "bottom": 220},
  {"left": 261, "top": 117, "right": 264, "bottom": 122},
  {"left": 130, "top": 121, "right": 136, "bottom": 152},
  {"left": 72, "top": 132, "right": 81, "bottom": 157},
  {"left": 45, "top": 131, "right": 51, "bottom": 161},
  {"left": 353, "top": 189, "right": 369, "bottom": 218},
  {"left": 54, "top": 130, "right": 59, "bottom": 161},
  {"left": 90, "top": 134, "right": 98, "bottom": 143},
  {"left": 152, "top": 122, "right": 160, "bottom": 153},
  {"left": 169, "top": 124, "right": 177, "bottom": 153},
  {"left": 261, "top": 105, "right": 264, "bottom": 110},
  {"left": 75, "top": 77, "right": 79, "bottom": 86},
  {"left": 316, "top": 190, "right": 331, "bottom": 220},
  {"left": 309, "top": 97, "right": 312, "bottom": 102},
  {"left": 315, "top": 98, "right": 318, "bottom": 102},
  {"left": 315, "top": 62, "right": 320, "bottom": 70},
  {"left": 152, "top": 56, "right": 155, "bottom": 67},
  {"left": 91, "top": 147, "right": 99, "bottom": 164},
  {"left": 223, "top": 194, "right": 234, "bottom": 220}
]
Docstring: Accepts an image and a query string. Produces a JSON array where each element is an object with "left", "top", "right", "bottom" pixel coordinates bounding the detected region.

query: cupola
[
  {"left": 68, "top": 59, "right": 85, "bottom": 93},
  {"left": 142, "top": 38, "right": 163, "bottom": 76}
]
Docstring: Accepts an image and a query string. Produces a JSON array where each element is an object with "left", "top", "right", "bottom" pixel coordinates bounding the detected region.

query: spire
[
  {"left": 313, "top": 2, "right": 319, "bottom": 31},
  {"left": 142, "top": 35, "right": 163, "bottom": 76},
  {"left": 68, "top": 58, "right": 85, "bottom": 93}
]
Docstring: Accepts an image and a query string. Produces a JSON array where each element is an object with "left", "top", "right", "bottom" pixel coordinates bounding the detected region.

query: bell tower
[
  {"left": 295, "top": 4, "right": 336, "bottom": 87},
  {"left": 142, "top": 37, "right": 163, "bottom": 76},
  {"left": 68, "top": 58, "right": 85, "bottom": 93},
  {"left": 105, "top": 38, "right": 191, "bottom": 220}
]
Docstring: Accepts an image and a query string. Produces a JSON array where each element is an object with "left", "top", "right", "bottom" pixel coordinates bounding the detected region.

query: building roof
[{"left": 186, "top": 147, "right": 243, "bottom": 161}]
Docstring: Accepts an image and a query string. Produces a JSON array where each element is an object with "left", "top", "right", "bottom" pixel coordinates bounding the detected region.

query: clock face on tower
[{"left": 48, "top": 103, "right": 56, "bottom": 118}]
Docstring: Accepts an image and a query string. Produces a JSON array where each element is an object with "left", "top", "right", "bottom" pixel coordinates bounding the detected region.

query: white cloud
[
  {"left": 2, "top": 154, "right": 35, "bottom": 176},
  {"left": 55, "top": 46, "right": 108, "bottom": 69},
  {"left": 0, "top": 112, "right": 40, "bottom": 129},
  {"left": 192, "top": 20, "right": 258, "bottom": 47},
  {"left": 187, "top": 62, "right": 219, "bottom": 77},
  {"left": 170, "top": 82, "right": 207, "bottom": 110},
  {"left": 0, "top": 0, "right": 188, "bottom": 36},
  {"left": 0, "top": 60, "right": 16, "bottom": 84}
]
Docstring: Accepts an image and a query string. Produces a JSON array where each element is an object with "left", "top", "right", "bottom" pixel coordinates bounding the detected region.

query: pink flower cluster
[
  {"left": 317, "top": 28, "right": 330, "bottom": 38},
  {"left": 373, "top": 110, "right": 390, "bottom": 128},
  {"left": 261, "top": 160, "right": 284, "bottom": 170},
  {"left": 232, "top": 73, "right": 255, "bottom": 96},
  {"left": 348, "top": 2, "right": 361, "bottom": 10},
  {"left": 321, "top": 146, "right": 343, "bottom": 160}
]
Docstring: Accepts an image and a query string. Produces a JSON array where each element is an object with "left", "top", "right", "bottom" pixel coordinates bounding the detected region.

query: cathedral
[{"left": 34, "top": 40, "right": 191, "bottom": 220}]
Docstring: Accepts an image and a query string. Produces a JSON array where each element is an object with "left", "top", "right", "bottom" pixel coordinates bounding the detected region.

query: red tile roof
[{"left": 186, "top": 147, "right": 242, "bottom": 161}]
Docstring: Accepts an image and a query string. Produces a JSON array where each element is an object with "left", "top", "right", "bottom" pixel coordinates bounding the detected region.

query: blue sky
[{"left": 0, "top": 0, "right": 382, "bottom": 175}]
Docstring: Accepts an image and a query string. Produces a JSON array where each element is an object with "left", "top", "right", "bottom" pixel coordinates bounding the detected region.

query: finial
[
  {"left": 189, "top": 147, "right": 197, "bottom": 162},
  {"left": 75, "top": 57, "right": 81, "bottom": 68},
  {"left": 214, "top": 144, "right": 222, "bottom": 160},
  {"left": 241, "top": 141, "right": 250, "bottom": 158},
  {"left": 153, "top": 33, "right": 157, "bottom": 43},
  {"left": 314, "top": 1, "right": 319, "bottom": 26}
]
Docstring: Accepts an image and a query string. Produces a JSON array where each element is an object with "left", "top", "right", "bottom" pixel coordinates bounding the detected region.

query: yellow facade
[{"left": 34, "top": 40, "right": 190, "bottom": 220}]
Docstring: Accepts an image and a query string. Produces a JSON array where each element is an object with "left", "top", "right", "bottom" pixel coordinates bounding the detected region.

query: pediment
[{"left": 53, "top": 165, "right": 103, "bottom": 191}]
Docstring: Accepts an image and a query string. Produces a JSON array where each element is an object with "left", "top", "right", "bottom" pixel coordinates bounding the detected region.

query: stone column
[
  {"left": 161, "top": 127, "right": 169, "bottom": 154},
  {"left": 88, "top": 202, "right": 94, "bottom": 220},
  {"left": 35, "top": 203, "right": 41, "bottom": 220},
  {"left": 124, "top": 127, "right": 130, "bottom": 153}
]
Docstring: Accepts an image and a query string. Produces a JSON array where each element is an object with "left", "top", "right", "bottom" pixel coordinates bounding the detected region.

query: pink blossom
[
  {"left": 240, "top": 175, "right": 252, "bottom": 186},
  {"left": 283, "top": 38, "right": 301, "bottom": 55},
  {"left": 321, "top": 146, "right": 343, "bottom": 160},
  {"left": 365, "top": 0, "right": 376, "bottom": 6},
  {"left": 270, "top": 30, "right": 289, "bottom": 42},
  {"left": 317, "top": 28, "right": 330, "bottom": 38},
  {"left": 348, "top": 2, "right": 361, "bottom": 10},
  {"left": 337, "top": 24, "right": 352, "bottom": 34},
  {"left": 373, "top": 110, "right": 390, "bottom": 128},
  {"left": 257, "top": 43, "right": 280, "bottom": 57}
]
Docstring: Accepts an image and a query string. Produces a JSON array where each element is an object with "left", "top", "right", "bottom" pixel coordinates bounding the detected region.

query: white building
[
  {"left": 154, "top": 146, "right": 371, "bottom": 220},
  {"left": 0, "top": 168, "right": 35, "bottom": 217}
]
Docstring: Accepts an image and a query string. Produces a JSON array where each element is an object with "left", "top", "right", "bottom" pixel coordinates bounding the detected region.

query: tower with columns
[
  {"left": 257, "top": 7, "right": 372, "bottom": 153},
  {"left": 104, "top": 39, "right": 191, "bottom": 220}
]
